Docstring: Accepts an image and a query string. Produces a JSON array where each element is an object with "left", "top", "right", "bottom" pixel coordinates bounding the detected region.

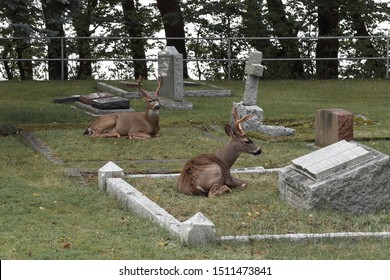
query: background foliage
[{"left": 0, "top": 0, "right": 389, "bottom": 80}]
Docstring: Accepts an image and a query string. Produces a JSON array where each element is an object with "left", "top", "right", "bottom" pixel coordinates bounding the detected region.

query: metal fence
[{"left": 0, "top": 35, "right": 389, "bottom": 80}]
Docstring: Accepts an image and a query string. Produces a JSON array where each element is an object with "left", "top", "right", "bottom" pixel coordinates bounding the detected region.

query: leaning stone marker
[
  {"left": 232, "top": 51, "right": 295, "bottom": 136},
  {"left": 315, "top": 108, "right": 353, "bottom": 147},
  {"left": 279, "top": 140, "right": 390, "bottom": 215},
  {"left": 243, "top": 51, "right": 264, "bottom": 106}
]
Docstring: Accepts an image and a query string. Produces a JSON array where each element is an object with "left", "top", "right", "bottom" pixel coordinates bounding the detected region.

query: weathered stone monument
[
  {"left": 279, "top": 140, "right": 390, "bottom": 215},
  {"left": 157, "top": 46, "right": 192, "bottom": 109},
  {"left": 233, "top": 51, "right": 295, "bottom": 136},
  {"left": 315, "top": 108, "right": 354, "bottom": 147}
]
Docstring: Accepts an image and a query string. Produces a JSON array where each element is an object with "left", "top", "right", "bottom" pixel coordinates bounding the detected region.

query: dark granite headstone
[
  {"left": 53, "top": 95, "right": 80, "bottom": 103},
  {"left": 91, "top": 96, "right": 130, "bottom": 110},
  {"left": 80, "top": 92, "right": 114, "bottom": 105}
]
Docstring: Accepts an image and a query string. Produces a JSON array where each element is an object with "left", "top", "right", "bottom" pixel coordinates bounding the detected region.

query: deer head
[
  {"left": 137, "top": 75, "right": 163, "bottom": 111},
  {"left": 223, "top": 107, "right": 262, "bottom": 157}
]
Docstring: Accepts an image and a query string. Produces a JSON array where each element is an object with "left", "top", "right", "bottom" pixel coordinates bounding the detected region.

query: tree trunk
[
  {"left": 16, "top": 42, "right": 34, "bottom": 80},
  {"left": 1, "top": 0, "right": 34, "bottom": 80},
  {"left": 156, "top": 0, "right": 188, "bottom": 78},
  {"left": 1, "top": 43, "right": 14, "bottom": 80},
  {"left": 316, "top": 0, "right": 340, "bottom": 79},
  {"left": 41, "top": 0, "right": 68, "bottom": 80},
  {"left": 351, "top": 12, "right": 384, "bottom": 78},
  {"left": 121, "top": 0, "right": 148, "bottom": 79},
  {"left": 72, "top": 0, "right": 97, "bottom": 79},
  {"left": 266, "top": 0, "right": 304, "bottom": 78}
]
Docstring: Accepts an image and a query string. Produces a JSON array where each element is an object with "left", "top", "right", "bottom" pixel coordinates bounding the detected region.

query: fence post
[
  {"left": 387, "top": 33, "right": 389, "bottom": 80},
  {"left": 61, "top": 37, "right": 64, "bottom": 81},
  {"left": 227, "top": 37, "right": 231, "bottom": 80}
]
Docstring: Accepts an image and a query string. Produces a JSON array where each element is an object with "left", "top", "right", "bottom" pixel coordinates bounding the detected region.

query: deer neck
[
  {"left": 145, "top": 108, "right": 159, "bottom": 126},
  {"left": 214, "top": 141, "right": 240, "bottom": 170}
]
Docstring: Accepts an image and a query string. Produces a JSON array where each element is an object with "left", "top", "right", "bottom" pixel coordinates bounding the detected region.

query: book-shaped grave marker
[
  {"left": 278, "top": 140, "right": 390, "bottom": 215},
  {"left": 291, "top": 140, "right": 374, "bottom": 180}
]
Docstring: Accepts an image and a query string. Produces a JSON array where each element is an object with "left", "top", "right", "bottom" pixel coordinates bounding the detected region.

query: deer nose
[
  {"left": 253, "top": 148, "right": 262, "bottom": 156},
  {"left": 154, "top": 104, "right": 161, "bottom": 110}
]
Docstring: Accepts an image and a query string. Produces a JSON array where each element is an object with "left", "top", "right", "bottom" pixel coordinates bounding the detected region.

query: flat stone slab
[
  {"left": 80, "top": 92, "right": 114, "bottom": 105},
  {"left": 53, "top": 95, "right": 80, "bottom": 103},
  {"left": 292, "top": 140, "right": 374, "bottom": 180},
  {"left": 279, "top": 141, "right": 390, "bottom": 215},
  {"left": 74, "top": 101, "right": 135, "bottom": 116},
  {"left": 159, "top": 97, "right": 193, "bottom": 110},
  {"left": 92, "top": 96, "right": 130, "bottom": 110},
  {"left": 19, "top": 131, "right": 63, "bottom": 164},
  {"left": 120, "top": 81, "right": 138, "bottom": 88},
  {"left": 184, "top": 90, "right": 231, "bottom": 97},
  {"left": 96, "top": 82, "right": 130, "bottom": 97}
]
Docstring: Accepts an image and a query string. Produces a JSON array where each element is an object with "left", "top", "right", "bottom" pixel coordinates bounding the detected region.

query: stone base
[
  {"left": 184, "top": 89, "right": 231, "bottom": 97},
  {"left": 159, "top": 97, "right": 193, "bottom": 110},
  {"left": 278, "top": 141, "right": 390, "bottom": 215},
  {"left": 233, "top": 102, "right": 295, "bottom": 136}
]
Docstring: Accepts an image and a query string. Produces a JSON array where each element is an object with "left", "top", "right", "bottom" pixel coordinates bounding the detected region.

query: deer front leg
[
  {"left": 95, "top": 131, "right": 121, "bottom": 138},
  {"left": 208, "top": 183, "right": 231, "bottom": 197},
  {"left": 128, "top": 132, "right": 153, "bottom": 139},
  {"left": 225, "top": 176, "right": 247, "bottom": 189}
]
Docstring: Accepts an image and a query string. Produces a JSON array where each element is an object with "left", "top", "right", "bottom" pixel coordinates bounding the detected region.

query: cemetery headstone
[
  {"left": 278, "top": 140, "right": 390, "bottom": 215},
  {"left": 157, "top": 46, "right": 193, "bottom": 109},
  {"left": 92, "top": 96, "right": 130, "bottom": 110},
  {"left": 315, "top": 108, "right": 353, "bottom": 147},
  {"left": 232, "top": 51, "right": 295, "bottom": 136},
  {"left": 75, "top": 92, "right": 133, "bottom": 115},
  {"left": 243, "top": 51, "right": 264, "bottom": 106},
  {"left": 158, "top": 46, "right": 183, "bottom": 101}
]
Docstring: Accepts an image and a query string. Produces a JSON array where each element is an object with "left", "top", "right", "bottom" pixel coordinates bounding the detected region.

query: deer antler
[
  {"left": 137, "top": 76, "right": 151, "bottom": 99},
  {"left": 233, "top": 107, "right": 253, "bottom": 135},
  {"left": 154, "top": 74, "right": 163, "bottom": 97}
]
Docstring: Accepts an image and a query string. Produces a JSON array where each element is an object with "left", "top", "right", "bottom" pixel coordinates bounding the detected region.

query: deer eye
[{"left": 244, "top": 139, "right": 253, "bottom": 144}]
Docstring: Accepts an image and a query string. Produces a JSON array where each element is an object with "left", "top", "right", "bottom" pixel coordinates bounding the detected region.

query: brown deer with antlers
[
  {"left": 84, "top": 76, "right": 162, "bottom": 139},
  {"left": 177, "top": 108, "right": 262, "bottom": 197}
]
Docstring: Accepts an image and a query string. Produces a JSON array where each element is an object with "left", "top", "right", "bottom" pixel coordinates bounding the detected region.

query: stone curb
[{"left": 98, "top": 161, "right": 216, "bottom": 245}]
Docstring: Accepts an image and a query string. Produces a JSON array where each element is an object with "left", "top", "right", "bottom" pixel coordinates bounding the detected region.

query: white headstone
[{"left": 158, "top": 46, "right": 183, "bottom": 101}]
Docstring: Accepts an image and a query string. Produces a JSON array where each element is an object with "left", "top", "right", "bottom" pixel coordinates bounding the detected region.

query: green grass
[{"left": 1, "top": 79, "right": 390, "bottom": 260}]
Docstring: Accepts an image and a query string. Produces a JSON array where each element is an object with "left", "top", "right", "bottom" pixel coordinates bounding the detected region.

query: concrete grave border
[
  {"left": 17, "top": 130, "right": 390, "bottom": 246},
  {"left": 98, "top": 161, "right": 390, "bottom": 246}
]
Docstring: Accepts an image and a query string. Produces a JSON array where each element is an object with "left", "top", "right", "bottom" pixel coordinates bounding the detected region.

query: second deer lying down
[
  {"left": 84, "top": 76, "right": 162, "bottom": 139},
  {"left": 177, "top": 108, "right": 262, "bottom": 197}
]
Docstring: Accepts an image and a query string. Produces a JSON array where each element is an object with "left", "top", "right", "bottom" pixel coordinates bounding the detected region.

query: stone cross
[{"left": 243, "top": 51, "right": 264, "bottom": 106}]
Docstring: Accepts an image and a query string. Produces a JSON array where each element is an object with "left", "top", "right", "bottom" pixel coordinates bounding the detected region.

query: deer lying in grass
[
  {"left": 84, "top": 76, "right": 162, "bottom": 139},
  {"left": 177, "top": 108, "right": 262, "bottom": 197}
]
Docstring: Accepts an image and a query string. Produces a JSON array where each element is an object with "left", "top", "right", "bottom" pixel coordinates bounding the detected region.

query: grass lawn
[{"left": 1, "top": 79, "right": 390, "bottom": 260}]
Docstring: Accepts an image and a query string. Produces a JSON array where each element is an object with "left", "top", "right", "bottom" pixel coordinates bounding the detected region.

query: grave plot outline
[{"left": 18, "top": 130, "right": 390, "bottom": 245}]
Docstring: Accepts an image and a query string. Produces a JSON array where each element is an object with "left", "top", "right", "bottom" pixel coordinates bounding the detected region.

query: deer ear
[{"left": 224, "top": 124, "right": 237, "bottom": 137}]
